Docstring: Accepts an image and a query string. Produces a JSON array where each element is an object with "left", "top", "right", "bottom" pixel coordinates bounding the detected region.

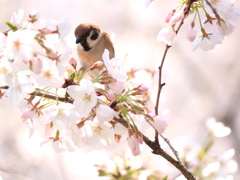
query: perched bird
[{"left": 74, "top": 23, "right": 115, "bottom": 76}]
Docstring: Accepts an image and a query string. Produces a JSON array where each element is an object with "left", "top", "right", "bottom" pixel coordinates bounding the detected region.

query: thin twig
[
  {"left": 154, "top": 44, "right": 170, "bottom": 115},
  {"left": 153, "top": 1, "right": 197, "bottom": 178},
  {"left": 30, "top": 91, "right": 73, "bottom": 103},
  {"left": 205, "top": 0, "right": 218, "bottom": 16},
  {"left": 147, "top": 119, "right": 182, "bottom": 163}
]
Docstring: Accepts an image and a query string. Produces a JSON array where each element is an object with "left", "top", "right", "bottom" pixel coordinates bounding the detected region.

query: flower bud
[
  {"left": 186, "top": 22, "right": 196, "bottom": 42},
  {"left": 169, "top": 10, "right": 184, "bottom": 25},
  {"left": 90, "top": 61, "right": 104, "bottom": 70},
  {"left": 127, "top": 135, "right": 140, "bottom": 156},
  {"left": 68, "top": 57, "right": 77, "bottom": 69},
  {"left": 29, "top": 10, "right": 39, "bottom": 23},
  {"left": 165, "top": 9, "right": 176, "bottom": 23}
]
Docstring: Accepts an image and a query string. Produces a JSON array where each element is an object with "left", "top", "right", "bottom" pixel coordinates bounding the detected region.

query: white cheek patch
[{"left": 87, "top": 31, "right": 102, "bottom": 49}]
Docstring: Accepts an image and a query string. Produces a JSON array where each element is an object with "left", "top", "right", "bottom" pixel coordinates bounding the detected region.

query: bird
[{"left": 74, "top": 23, "right": 115, "bottom": 77}]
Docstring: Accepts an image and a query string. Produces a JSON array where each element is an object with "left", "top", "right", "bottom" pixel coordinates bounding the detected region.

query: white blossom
[
  {"left": 5, "top": 29, "right": 37, "bottom": 61},
  {"left": 67, "top": 79, "right": 97, "bottom": 117},
  {"left": 192, "top": 33, "right": 223, "bottom": 51},
  {"left": 205, "top": 117, "right": 231, "bottom": 137},
  {"left": 95, "top": 104, "right": 116, "bottom": 123},
  {"left": 102, "top": 49, "right": 127, "bottom": 94}
]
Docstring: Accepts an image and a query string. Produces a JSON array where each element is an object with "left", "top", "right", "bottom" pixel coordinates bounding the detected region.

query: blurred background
[{"left": 0, "top": 0, "right": 240, "bottom": 179}]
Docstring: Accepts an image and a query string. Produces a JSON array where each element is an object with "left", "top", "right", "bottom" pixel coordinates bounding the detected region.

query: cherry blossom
[
  {"left": 5, "top": 29, "right": 38, "bottom": 61},
  {"left": 205, "top": 117, "right": 231, "bottom": 137},
  {"left": 192, "top": 32, "right": 223, "bottom": 51},
  {"left": 7, "top": 72, "right": 34, "bottom": 105},
  {"left": 45, "top": 103, "right": 80, "bottom": 130},
  {"left": 0, "top": 57, "right": 14, "bottom": 86},
  {"left": 31, "top": 56, "right": 65, "bottom": 87},
  {"left": 157, "top": 27, "right": 176, "bottom": 46},
  {"left": 95, "top": 104, "right": 117, "bottom": 123},
  {"left": 102, "top": 49, "right": 127, "bottom": 94},
  {"left": 151, "top": 115, "right": 169, "bottom": 134},
  {"left": 67, "top": 79, "right": 97, "bottom": 117},
  {"left": 10, "top": 9, "right": 24, "bottom": 28}
]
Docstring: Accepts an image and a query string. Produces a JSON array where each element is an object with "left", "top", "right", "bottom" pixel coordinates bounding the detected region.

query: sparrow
[{"left": 74, "top": 23, "right": 115, "bottom": 77}]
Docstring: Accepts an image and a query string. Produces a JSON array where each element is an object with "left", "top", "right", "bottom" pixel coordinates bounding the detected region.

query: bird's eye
[
  {"left": 84, "top": 31, "right": 90, "bottom": 37},
  {"left": 90, "top": 29, "right": 99, "bottom": 40}
]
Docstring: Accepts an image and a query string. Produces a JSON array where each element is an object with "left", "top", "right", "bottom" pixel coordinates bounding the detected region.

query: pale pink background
[{"left": 0, "top": 0, "right": 240, "bottom": 179}]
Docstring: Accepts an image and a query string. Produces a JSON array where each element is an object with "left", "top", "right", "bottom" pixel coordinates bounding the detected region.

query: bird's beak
[{"left": 76, "top": 36, "right": 83, "bottom": 44}]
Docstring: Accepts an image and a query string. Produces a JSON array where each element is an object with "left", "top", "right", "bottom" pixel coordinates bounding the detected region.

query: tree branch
[{"left": 114, "top": 117, "right": 196, "bottom": 180}]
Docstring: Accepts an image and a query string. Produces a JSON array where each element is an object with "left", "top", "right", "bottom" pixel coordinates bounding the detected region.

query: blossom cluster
[
  {"left": 157, "top": 0, "right": 240, "bottom": 50},
  {"left": 0, "top": 9, "right": 168, "bottom": 155},
  {"left": 96, "top": 117, "right": 237, "bottom": 180}
]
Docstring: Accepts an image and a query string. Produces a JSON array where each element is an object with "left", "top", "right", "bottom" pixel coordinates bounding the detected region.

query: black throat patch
[{"left": 80, "top": 39, "right": 91, "bottom": 51}]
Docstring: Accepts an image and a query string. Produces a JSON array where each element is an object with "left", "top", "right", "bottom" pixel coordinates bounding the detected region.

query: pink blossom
[{"left": 157, "top": 27, "right": 176, "bottom": 46}]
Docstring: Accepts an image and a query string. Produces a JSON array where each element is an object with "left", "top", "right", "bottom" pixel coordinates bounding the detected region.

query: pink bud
[
  {"left": 152, "top": 115, "right": 169, "bottom": 134},
  {"left": 186, "top": 22, "right": 196, "bottom": 42},
  {"left": 170, "top": 11, "right": 184, "bottom": 25},
  {"left": 47, "top": 49, "right": 59, "bottom": 60},
  {"left": 132, "top": 84, "right": 148, "bottom": 95},
  {"left": 68, "top": 57, "right": 77, "bottom": 69},
  {"left": 114, "top": 134, "right": 121, "bottom": 143},
  {"left": 106, "top": 90, "right": 116, "bottom": 102},
  {"left": 90, "top": 61, "right": 104, "bottom": 70},
  {"left": 21, "top": 107, "right": 36, "bottom": 119},
  {"left": 138, "top": 84, "right": 148, "bottom": 94},
  {"left": 165, "top": 9, "right": 176, "bottom": 23},
  {"left": 29, "top": 10, "right": 39, "bottom": 23},
  {"left": 127, "top": 135, "right": 140, "bottom": 156},
  {"left": 31, "top": 57, "right": 43, "bottom": 74}
]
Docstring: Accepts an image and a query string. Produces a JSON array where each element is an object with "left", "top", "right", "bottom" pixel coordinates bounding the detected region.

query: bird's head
[{"left": 74, "top": 23, "right": 102, "bottom": 51}]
